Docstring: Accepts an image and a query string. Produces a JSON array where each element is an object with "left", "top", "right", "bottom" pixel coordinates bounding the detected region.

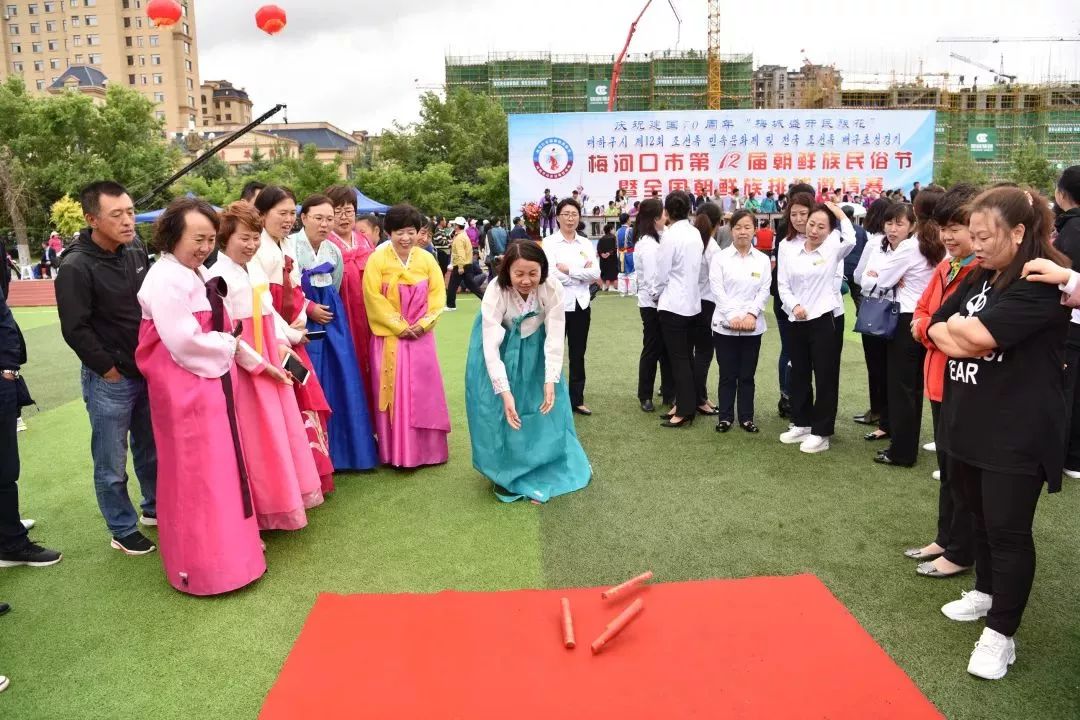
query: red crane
[{"left": 607, "top": 0, "right": 681, "bottom": 111}]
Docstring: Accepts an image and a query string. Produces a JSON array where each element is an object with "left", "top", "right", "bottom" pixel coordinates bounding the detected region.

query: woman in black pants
[
  {"left": 691, "top": 202, "right": 723, "bottom": 416},
  {"left": 929, "top": 185, "right": 1068, "bottom": 680},
  {"left": 851, "top": 198, "right": 893, "bottom": 435},
  {"left": 633, "top": 198, "right": 672, "bottom": 412},
  {"left": 863, "top": 193, "right": 944, "bottom": 467},
  {"left": 710, "top": 210, "right": 771, "bottom": 433},
  {"left": 777, "top": 202, "right": 855, "bottom": 454},
  {"left": 654, "top": 191, "right": 702, "bottom": 428}
]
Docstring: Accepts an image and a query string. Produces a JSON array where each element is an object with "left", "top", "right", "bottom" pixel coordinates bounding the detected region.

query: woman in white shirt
[
  {"left": 464, "top": 241, "right": 591, "bottom": 503},
  {"left": 710, "top": 210, "right": 772, "bottom": 433},
  {"left": 691, "top": 202, "right": 723, "bottom": 417},
  {"left": 655, "top": 191, "right": 703, "bottom": 428},
  {"left": 852, "top": 198, "right": 893, "bottom": 436},
  {"left": 542, "top": 198, "right": 601, "bottom": 416},
  {"left": 863, "top": 193, "right": 945, "bottom": 467},
  {"left": 777, "top": 202, "right": 856, "bottom": 453},
  {"left": 633, "top": 198, "right": 673, "bottom": 412}
]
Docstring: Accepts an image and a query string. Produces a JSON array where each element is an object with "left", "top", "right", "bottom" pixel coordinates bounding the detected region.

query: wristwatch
[{"left": 0, "top": 369, "right": 19, "bottom": 380}]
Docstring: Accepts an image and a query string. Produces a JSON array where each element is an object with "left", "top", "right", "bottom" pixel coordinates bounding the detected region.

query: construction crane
[
  {"left": 938, "top": 36, "right": 1080, "bottom": 43},
  {"left": 607, "top": 0, "right": 681, "bottom": 111},
  {"left": 706, "top": 0, "right": 721, "bottom": 109},
  {"left": 949, "top": 51, "right": 1016, "bottom": 84}
]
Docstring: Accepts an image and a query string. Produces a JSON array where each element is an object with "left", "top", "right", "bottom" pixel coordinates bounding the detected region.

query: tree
[
  {"left": 50, "top": 194, "right": 84, "bottom": 236},
  {"left": 934, "top": 150, "right": 989, "bottom": 189},
  {"left": 1010, "top": 137, "right": 1057, "bottom": 194},
  {"left": 193, "top": 154, "right": 230, "bottom": 182},
  {"left": 470, "top": 164, "right": 510, "bottom": 218},
  {"left": 353, "top": 162, "right": 466, "bottom": 218}
]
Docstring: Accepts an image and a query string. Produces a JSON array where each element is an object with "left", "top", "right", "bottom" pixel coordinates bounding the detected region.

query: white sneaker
[
  {"left": 139, "top": 514, "right": 158, "bottom": 527},
  {"left": 923, "top": 441, "right": 936, "bottom": 452},
  {"left": 967, "top": 627, "right": 1016, "bottom": 680},
  {"left": 942, "top": 590, "right": 992, "bottom": 622},
  {"left": 799, "top": 434, "right": 830, "bottom": 454},
  {"left": 932, "top": 470, "right": 941, "bottom": 481},
  {"left": 779, "top": 426, "right": 811, "bottom": 444},
  {"left": 443, "top": 307, "right": 458, "bottom": 313},
  {"left": 15, "top": 417, "right": 26, "bottom": 432},
  {"left": 0, "top": 675, "right": 8, "bottom": 693},
  {"left": 1064, "top": 468, "right": 1080, "bottom": 479},
  {"left": 20, "top": 518, "right": 34, "bottom": 530}
]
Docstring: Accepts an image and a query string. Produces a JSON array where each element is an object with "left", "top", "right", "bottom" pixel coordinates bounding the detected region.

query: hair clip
[{"left": 1024, "top": 191, "right": 1034, "bottom": 207}]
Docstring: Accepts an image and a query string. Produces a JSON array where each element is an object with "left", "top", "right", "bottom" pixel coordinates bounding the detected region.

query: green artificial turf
[{"left": 3, "top": 299, "right": 1079, "bottom": 719}]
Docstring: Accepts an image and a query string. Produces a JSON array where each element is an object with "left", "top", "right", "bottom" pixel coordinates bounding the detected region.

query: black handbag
[{"left": 854, "top": 286, "right": 900, "bottom": 339}]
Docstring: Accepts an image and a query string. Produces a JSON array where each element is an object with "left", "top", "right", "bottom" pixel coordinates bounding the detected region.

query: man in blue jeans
[{"left": 56, "top": 181, "right": 157, "bottom": 556}]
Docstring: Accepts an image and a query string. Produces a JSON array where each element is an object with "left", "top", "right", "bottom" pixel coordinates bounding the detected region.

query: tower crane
[
  {"left": 937, "top": 36, "right": 1080, "bottom": 43},
  {"left": 949, "top": 52, "right": 1016, "bottom": 84},
  {"left": 607, "top": 0, "right": 681, "bottom": 111}
]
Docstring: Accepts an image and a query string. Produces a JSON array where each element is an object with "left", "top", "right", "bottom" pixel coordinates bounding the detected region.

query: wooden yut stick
[
  {"left": 590, "top": 598, "right": 645, "bottom": 655},
  {"left": 561, "top": 597, "right": 576, "bottom": 649},
  {"left": 601, "top": 571, "right": 654, "bottom": 600}
]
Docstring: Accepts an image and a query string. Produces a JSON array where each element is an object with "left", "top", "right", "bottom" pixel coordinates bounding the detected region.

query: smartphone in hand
[
  {"left": 306, "top": 329, "right": 328, "bottom": 341},
  {"left": 283, "top": 354, "right": 310, "bottom": 385}
]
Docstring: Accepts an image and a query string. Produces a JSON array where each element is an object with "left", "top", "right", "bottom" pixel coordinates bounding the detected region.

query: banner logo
[{"left": 533, "top": 138, "right": 574, "bottom": 180}]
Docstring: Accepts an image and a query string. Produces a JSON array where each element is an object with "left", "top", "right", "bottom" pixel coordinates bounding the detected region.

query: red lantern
[
  {"left": 146, "top": 0, "right": 182, "bottom": 28},
  {"left": 255, "top": 5, "right": 287, "bottom": 35}
]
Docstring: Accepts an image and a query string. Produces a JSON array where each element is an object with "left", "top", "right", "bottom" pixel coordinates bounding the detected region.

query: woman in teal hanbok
[{"left": 465, "top": 242, "right": 591, "bottom": 503}]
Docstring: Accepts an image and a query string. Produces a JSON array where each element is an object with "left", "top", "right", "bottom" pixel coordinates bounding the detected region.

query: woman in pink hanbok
[
  {"left": 206, "top": 202, "right": 323, "bottom": 531},
  {"left": 252, "top": 186, "right": 335, "bottom": 495},
  {"left": 135, "top": 198, "right": 264, "bottom": 596},
  {"left": 362, "top": 204, "right": 450, "bottom": 468},
  {"left": 325, "top": 186, "right": 377, "bottom": 396}
]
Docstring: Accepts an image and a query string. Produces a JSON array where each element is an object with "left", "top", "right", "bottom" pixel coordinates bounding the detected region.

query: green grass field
[{"left": 3, "top": 296, "right": 1079, "bottom": 719}]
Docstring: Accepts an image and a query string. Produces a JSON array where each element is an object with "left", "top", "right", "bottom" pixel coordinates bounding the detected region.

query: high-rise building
[
  {"left": 753, "top": 63, "right": 842, "bottom": 109},
  {"left": 0, "top": 0, "right": 201, "bottom": 133}
]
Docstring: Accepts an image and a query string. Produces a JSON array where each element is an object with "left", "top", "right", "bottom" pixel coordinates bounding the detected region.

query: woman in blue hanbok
[
  {"left": 465, "top": 242, "right": 591, "bottom": 503},
  {"left": 292, "top": 195, "right": 377, "bottom": 471}
]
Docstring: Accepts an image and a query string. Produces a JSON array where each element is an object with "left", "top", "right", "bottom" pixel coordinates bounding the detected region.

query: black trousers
[
  {"left": 773, "top": 296, "right": 792, "bottom": 398},
  {"left": 638, "top": 307, "right": 673, "bottom": 403},
  {"left": 714, "top": 333, "right": 762, "bottom": 423},
  {"left": 931, "top": 401, "right": 973, "bottom": 566},
  {"left": 658, "top": 310, "right": 696, "bottom": 420},
  {"left": 0, "top": 378, "right": 28, "bottom": 553},
  {"left": 565, "top": 303, "right": 591, "bottom": 408},
  {"left": 862, "top": 334, "right": 889, "bottom": 423},
  {"left": 884, "top": 313, "right": 925, "bottom": 465},
  {"left": 1062, "top": 341, "right": 1080, "bottom": 470},
  {"left": 446, "top": 266, "right": 484, "bottom": 308},
  {"left": 788, "top": 314, "right": 840, "bottom": 437},
  {"left": 692, "top": 300, "right": 716, "bottom": 406},
  {"left": 950, "top": 455, "right": 1043, "bottom": 637}
]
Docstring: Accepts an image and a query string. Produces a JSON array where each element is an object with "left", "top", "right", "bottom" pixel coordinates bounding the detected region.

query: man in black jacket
[
  {"left": 55, "top": 181, "right": 157, "bottom": 556},
  {"left": 1054, "top": 166, "right": 1080, "bottom": 477}
]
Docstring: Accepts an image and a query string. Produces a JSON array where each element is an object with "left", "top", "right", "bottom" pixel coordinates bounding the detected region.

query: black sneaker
[
  {"left": 110, "top": 531, "right": 156, "bottom": 556},
  {"left": 0, "top": 540, "right": 63, "bottom": 568}
]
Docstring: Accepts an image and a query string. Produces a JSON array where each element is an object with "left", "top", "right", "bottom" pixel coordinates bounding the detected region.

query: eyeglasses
[
  {"left": 558, "top": 212, "right": 580, "bottom": 219},
  {"left": 310, "top": 215, "right": 335, "bottom": 225},
  {"left": 335, "top": 208, "right": 356, "bottom": 217}
]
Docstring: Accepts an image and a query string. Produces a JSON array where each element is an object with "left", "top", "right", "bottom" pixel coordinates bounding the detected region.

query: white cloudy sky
[{"left": 196, "top": 1, "right": 1080, "bottom": 134}]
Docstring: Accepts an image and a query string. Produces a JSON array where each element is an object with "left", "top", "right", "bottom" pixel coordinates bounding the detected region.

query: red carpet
[{"left": 261, "top": 574, "right": 942, "bottom": 719}]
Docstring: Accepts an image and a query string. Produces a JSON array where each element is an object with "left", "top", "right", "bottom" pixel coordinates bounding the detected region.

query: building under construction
[{"left": 445, "top": 51, "right": 754, "bottom": 113}]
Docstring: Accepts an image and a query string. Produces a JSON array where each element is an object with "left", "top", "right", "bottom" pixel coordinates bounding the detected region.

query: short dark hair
[
  {"left": 240, "top": 181, "right": 266, "bottom": 202},
  {"left": 497, "top": 239, "right": 548, "bottom": 288},
  {"left": 1058, "top": 165, "right": 1080, "bottom": 206},
  {"left": 789, "top": 182, "right": 815, "bottom": 197},
  {"left": 729, "top": 209, "right": 756, "bottom": 230},
  {"left": 633, "top": 198, "right": 664, "bottom": 242},
  {"left": 555, "top": 198, "right": 582, "bottom": 216},
  {"left": 603, "top": 222, "right": 615, "bottom": 234},
  {"left": 807, "top": 203, "right": 839, "bottom": 233},
  {"left": 933, "top": 183, "right": 982, "bottom": 227},
  {"left": 217, "top": 201, "right": 263, "bottom": 250},
  {"left": 80, "top": 181, "right": 130, "bottom": 216},
  {"left": 384, "top": 204, "right": 424, "bottom": 233},
  {"left": 300, "top": 194, "right": 333, "bottom": 216},
  {"left": 324, "top": 185, "right": 357, "bottom": 211},
  {"left": 513, "top": 216, "right": 522, "bottom": 225},
  {"left": 154, "top": 197, "right": 219, "bottom": 253},
  {"left": 863, "top": 198, "right": 893, "bottom": 235},
  {"left": 618, "top": 212, "right": 630, "bottom": 224},
  {"left": 356, "top": 214, "right": 381, "bottom": 234},
  {"left": 252, "top": 185, "right": 296, "bottom": 215},
  {"left": 784, "top": 192, "right": 817, "bottom": 240},
  {"left": 664, "top": 190, "right": 692, "bottom": 221}
]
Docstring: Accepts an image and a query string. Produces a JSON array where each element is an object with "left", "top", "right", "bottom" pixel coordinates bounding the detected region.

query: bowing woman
[
  {"left": 293, "top": 195, "right": 378, "bottom": 472},
  {"left": 633, "top": 198, "right": 672, "bottom": 412},
  {"left": 465, "top": 241, "right": 591, "bottom": 502},
  {"left": 135, "top": 198, "right": 264, "bottom": 596},
  {"left": 710, "top": 210, "right": 771, "bottom": 433},
  {"left": 363, "top": 204, "right": 451, "bottom": 468},
  {"left": 251, "top": 186, "right": 335, "bottom": 495},
  {"left": 207, "top": 202, "right": 323, "bottom": 531},
  {"left": 654, "top": 190, "right": 702, "bottom": 428},
  {"left": 777, "top": 202, "right": 855, "bottom": 454},
  {"left": 928, "top": 186, "right": 1068, "bottom": 681}
]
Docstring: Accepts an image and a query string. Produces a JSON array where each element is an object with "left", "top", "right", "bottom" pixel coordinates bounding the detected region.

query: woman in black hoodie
[{"left": 1054, "top": 166, "right": 1080, "bottom": 477}]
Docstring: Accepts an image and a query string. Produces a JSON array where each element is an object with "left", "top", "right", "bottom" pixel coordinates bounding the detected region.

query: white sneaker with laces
[
  {"left": 932, "top": 470, "right": 941, "bottom": 481},
  {"left": 0, "top": 675, "right": 8, "bottom": 692},
  {"left": 20, "top": 518, "right": 34, "bottom": 530},
  {"left": 923, "top": 441, "right": 936, "bottom": 452},
  {"left": 15, "top": 417, "right": 26, "bottom": 432},
  {"left": 967, "top": 627, "right": 1016, "bottom": 680},
  {"left": 1064, "top": 468, "right": 1080, "bottom": 479},
  {"left": 799, "top": 434, "right": 830, "bottom": 454},
  {"left": 942, "top": 590, "right": 992, "bottom": 622},
  {"left": 779, "top": 426, "right": 811, "bottom": 444}
]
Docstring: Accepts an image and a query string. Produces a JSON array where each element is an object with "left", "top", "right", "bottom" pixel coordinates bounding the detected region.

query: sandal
[
  {"left": 715, "top": 420, "right": 733, "bottom": 433},
  {"left": 740, "top": 421, "right": 760, "bottom": 434}
]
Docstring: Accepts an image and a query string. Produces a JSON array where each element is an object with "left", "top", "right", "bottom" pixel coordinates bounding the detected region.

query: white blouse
[
  {"left": 542, "top": 233, "right": 601, "bottom": 312},
  {"left": 655, "top": 219, "right": 703, "bottom": 317},
  {"left": 699, "top": 238, "right": 719, "bottom": 305},
  {"left": 859, "top": 235, "right": 935, "bottom": 313},
  {"left": 481, "top": 277, "right": 565, "bottom": 394},
  {"left": 634, "top": 234, "right": 661, "bottom": 309},
  {"left": 251, "top": 230, "right": 309, "bottom": 322},
  {"left": 777, "top": 218, "right": 856, "bottom": 322},
  {"left": 854, "top": 232, "right": 884, "bottom": 292},
  {"left": 709, "top": 245, "right": 772, "bottom": 336}
]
